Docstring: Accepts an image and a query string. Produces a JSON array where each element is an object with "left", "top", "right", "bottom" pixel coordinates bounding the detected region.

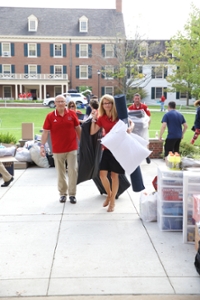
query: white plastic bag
[
  {"left": 15, "top": 147, "right": 32, "bottom": 162},
  {"left": 29, "top": 144, "right": 49, "bottom": 168},
  {"left": 139, "top": 191, "right": 157, "bottom": 222}
]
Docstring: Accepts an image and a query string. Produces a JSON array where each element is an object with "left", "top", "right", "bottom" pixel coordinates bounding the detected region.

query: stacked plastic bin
[
  {"left": 183, "top": 171, "right": 200, "bottom": 244},
  {"left": 157, "top": 166, "right": 183, "bottom": 231}
]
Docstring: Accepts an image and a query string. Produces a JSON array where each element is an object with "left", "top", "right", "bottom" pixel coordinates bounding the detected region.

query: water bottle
[
  {"left": 155, "top": 131, "right": 158, "bottom": 138},
  {"left": 174, "top": 152, "right": 181, "bottom": 170},
  {"left": 167, "top": 152, "right": 175, "bottom": 169}
]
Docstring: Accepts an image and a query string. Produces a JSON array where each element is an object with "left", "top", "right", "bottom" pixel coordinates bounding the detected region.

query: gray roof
[{"left": 0, "top": 7, "right": 125, "bottom": 38}]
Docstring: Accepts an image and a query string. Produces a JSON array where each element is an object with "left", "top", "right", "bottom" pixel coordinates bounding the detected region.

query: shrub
[
  {"left": 179, "top": 141, "right": 199, "bottom": 158},
  {"left": 0, "top": 132, "right": 17, "bottom": 144}
]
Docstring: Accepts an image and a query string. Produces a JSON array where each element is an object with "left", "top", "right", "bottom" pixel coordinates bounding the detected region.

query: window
[
  {"left": 2, "top": 43, "right": 10, "bottom": 56},
  {"left": 105, "top": 86, "right": 113, "bottom": 95},
  {"left": 152, "top": 66, "right": 168, "bottom": 79},
  {"left": 80, "top": 65, "right": 88, "bottom": 79},
  {"left": 29, "top": 65, "right": 37, "bottom": 74},
  {"left": 3, "top": 65, "right": 11, "bottom": 74},
  {"left": 105, "top": 65, "right": 114, "bottom": 79},
  {"left": 3, "top": 86, "right": 11, "bottom": 98},
  {"left": 79, "top": 16, "right": 88, "bottom": 32},
  {"left": 105, "top": 44, "right": 114, "bottom": 58},
  {"left": 80, "top": 44, "right": 88, "bottom": 58},
  {"left": 55, "top": 86, "right": 61, "bottom": 96},
  {"left": 54, "top": 44, "right": 62, "bottom": 57},
  {"left": 28, "top": 43, "right": 36, "bottom": 57},
  {"left": 28, "top": 15, "right": 38, "bottom": 32},
  {"left": 180, "top": 92, "right": 187, "bottom": 99},
  {"left": 54, "top": 65, "right": 62, "bottom": 78},
  {"left": 139, "top": 42, "right": 148, "bottom": 57}
]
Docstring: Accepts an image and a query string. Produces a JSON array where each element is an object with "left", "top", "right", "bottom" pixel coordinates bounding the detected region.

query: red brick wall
[{"left": 149, "top": 138, "right": 164, "bottom": 159}]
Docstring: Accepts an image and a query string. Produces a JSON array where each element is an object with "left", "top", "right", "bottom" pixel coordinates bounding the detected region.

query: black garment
[
  {"left": 194, "top": 107, "right": 200, "bottom": 129},
  {"left": 100, "top": 149, "right": 125, "bottom": 174},
  {"left": 86, "top": 105, "right": 92, "bottom": 116}
]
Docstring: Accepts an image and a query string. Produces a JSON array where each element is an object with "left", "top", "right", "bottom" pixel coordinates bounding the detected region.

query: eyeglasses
[
  {"left": 55, "top": 101, "right": 65, "bottom": 104},
  {"left": 69, "top": 106, "right": 75, "bottom": 108},
  {"left": 103, "top": 102, "right": 112, "bottom": 105}
]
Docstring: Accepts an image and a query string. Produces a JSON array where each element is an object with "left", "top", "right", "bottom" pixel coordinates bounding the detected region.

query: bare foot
[
  {"left": 107, "top": 201, "right": 115, "bottom": 212},
  {"left": 103, "top": 196, "right": 110, "bottom": 207}
]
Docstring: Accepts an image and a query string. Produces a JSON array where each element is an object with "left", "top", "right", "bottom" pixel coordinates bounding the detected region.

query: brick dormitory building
[{"left": 0, "top": 0, "right": 125, "bottom": 100}]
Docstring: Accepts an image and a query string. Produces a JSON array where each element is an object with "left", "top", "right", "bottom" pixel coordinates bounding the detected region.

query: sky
[{"left": 2, "top": 0, "right": 200, "bottom": 39}]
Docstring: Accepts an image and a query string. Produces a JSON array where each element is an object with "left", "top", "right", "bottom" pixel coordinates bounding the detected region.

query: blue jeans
[{"left": 160, "top": 102, "right": 165, "bottom": 111}]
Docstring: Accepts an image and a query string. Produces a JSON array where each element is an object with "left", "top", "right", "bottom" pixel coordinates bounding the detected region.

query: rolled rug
[
  {"left": 114, "top": 94, "right": 128, "bottom": 125},
  {"left": 114, "top": 94, "right": 145, "bottom": 192}
]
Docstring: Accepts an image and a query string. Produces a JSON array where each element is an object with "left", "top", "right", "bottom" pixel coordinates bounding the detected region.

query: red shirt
[
  {"left": 43, "top": 108, "right": 79, "bottom": 153},
  {"left": 128, "top": 103, "right": 151, "bottom": 117},
  {"left": 160, "top": 95, "right": 166, "bottom": 102},
  {"left": 96, "top": 114, "right": 118, "bottom": 134}
]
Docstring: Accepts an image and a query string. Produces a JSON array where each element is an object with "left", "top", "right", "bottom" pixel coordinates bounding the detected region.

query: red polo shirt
[
  {"left": 43, "top": 108, "right": 79, "bottom": 153},
  {"left": 96, "top": 114, "right": 118, "bottom": 134},
  {"left": 128, "top": 103, "right": 151, "bottom": 117}
]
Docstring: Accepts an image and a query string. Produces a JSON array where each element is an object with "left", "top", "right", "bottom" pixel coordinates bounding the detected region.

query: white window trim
[
  {"left": 28, "top": 43, "right": 37, "bottom": 57},
  {"left": 28, "top": 65, "right": 37, "bottom": 74},
  {"left": 105, "top": 65, "right": 114, "bottom": 79},
  {"left": 80, "top": 65, "right": 88, "bottom": 79},
  {"left": 105, "top": 44, "right": 114, "bottom": 58},
  {"left": 2, "top": 43, "right": 11, "bottom": 57},
  {"left": 28, "top": 14, "right": 38, "bottom": 32},
  {"left": 105, "top": 86, "right": 114, "bottom": 95},
  {"left": 79, "top": 44, "right": 88, "bottom": 58},
  {"left": 54, "top": 44, "right": 63, "bottom": 57},
  {"left": 79, "top": 16, "right": 88, "bottom": 32},
  {"left": 139, "top": 42, "right": 148, "bottom": 57},
  {"left": 2, "top": 64, "right": 11, "bottom": 73},
  {"left": 155, "top": 87, "right": 163, "bottom": 99}
]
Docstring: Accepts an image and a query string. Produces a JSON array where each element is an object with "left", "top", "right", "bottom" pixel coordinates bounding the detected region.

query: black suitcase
[{"left": 93, "top": 173, "right": 131, "bottom": 199}]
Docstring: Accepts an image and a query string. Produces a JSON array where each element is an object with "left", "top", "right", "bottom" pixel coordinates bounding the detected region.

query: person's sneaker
[
  {"left": 59, "top": 195, "right": 66, "bottom": 203},
  {"left": 146, "top": 157, "right": 151, "bottom": 164},
  {"left": 69, "top": 196, "right": 77, "bottom": 204}
]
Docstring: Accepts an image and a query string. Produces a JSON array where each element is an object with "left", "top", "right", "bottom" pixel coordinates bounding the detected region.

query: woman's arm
[
  {"left": 127, "top": 119, "right": 134, "bottom": 134},
  {"left": 90, "top": 109, "right": 100, "bottom": 135}
]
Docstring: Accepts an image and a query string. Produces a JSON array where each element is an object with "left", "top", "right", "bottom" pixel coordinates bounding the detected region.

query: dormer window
[
  {"left": 79, "top": 16, "right": 88, "bottom": 33},
  {"left": 28, "top": 14, "right": 38, "bottom": 32}
]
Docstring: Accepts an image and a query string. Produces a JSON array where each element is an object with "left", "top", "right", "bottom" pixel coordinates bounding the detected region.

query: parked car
[{"left": 43, "top": 92, "right": 88, "bottom": 108}]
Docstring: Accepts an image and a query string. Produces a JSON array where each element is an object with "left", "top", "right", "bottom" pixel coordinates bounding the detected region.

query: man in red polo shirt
[
  {"left": 40, "top": 95, "right": 81, "bottom": 204},
  {"left": 128, "top": 93, "right": 151, "bottom": 164}
]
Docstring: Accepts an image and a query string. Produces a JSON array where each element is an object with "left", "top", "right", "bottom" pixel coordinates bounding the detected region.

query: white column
[
  {"left": 15, "top": 84, "right": 18, "bottom": 99},
  {"left": 44, "top": 85, "right": 46, "bottom": 100},
  {"left": 39, "top": 84, "right": 42, "bottom": 100},
  {"left": 19, "top": 84, "right": 22, "bottom": 94}
]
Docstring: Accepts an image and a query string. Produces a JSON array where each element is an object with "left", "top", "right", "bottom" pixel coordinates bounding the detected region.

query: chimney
[{"left": 116, "top": 0, "right": 122, "bottom": 12}]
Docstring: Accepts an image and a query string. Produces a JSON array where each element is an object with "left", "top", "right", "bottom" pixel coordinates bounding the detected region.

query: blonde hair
[
  {"left": 98, "top": 94, "right": 118, "bottom": 121},
  {"left": 194, "top": 99, "right": 200, "bottom": 107},
  {"left": 67, "top": 101, "right": 77, "bottom": 109}
]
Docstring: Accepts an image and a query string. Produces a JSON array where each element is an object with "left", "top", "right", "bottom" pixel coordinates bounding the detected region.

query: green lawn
[{"left": 0, "top": 106, "right": 198, "bottom": 145}]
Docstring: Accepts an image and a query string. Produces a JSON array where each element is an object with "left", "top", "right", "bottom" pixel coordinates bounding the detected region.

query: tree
[{"left": 165, "top": 4, "right": 200, "bottom": 105}]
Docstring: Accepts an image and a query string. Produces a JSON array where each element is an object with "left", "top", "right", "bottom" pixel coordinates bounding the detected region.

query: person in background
[
  {"left": 191, "top": 99, "right": 200, "bottom": 144},
  {"left": 159, "top": 101, "right": 188, "bottom": 161},
  {"left": 40, "top": 95, "right": 81, "bottom": 204},
  {"left": 68, "top": 101, "right": 84, "bottom": 124},
  {"left": 85, "top": 98, "right": 99, "bottom": 118},
  {"left": 0, "top": 161, "right": 14, "bottom": 187},
  {"left": 128, "top": 93, "right": 151, "bottom": 164},
  {"left": 90, "top": 94, "right": 133, "bottom": 213},
  {"left": 160, "top": 94, "right": 166, "bottom": 112}
]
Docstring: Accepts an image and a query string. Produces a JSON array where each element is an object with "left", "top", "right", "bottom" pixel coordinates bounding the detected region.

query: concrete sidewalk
[{"left": 0, "top": 159, "right": 199, "bottom": 298}]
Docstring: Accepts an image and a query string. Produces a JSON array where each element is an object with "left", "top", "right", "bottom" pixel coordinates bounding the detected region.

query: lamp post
[{"left": 97, "top": 69, "right": 100, "bottom": 101}]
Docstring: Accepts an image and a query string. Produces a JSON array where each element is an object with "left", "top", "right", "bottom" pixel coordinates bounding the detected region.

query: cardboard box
[
  {"left": 0, "top": 156, "right": 17, "bottom": 177},
  {"left": 195, "top": 223, "right": 200, "bottom": 251},
  {"left": 22, "top": 123, "right": 34, "bottom": 140},
  {"left": 14, "top": 161, "right": 28, "bottom": 169}
]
